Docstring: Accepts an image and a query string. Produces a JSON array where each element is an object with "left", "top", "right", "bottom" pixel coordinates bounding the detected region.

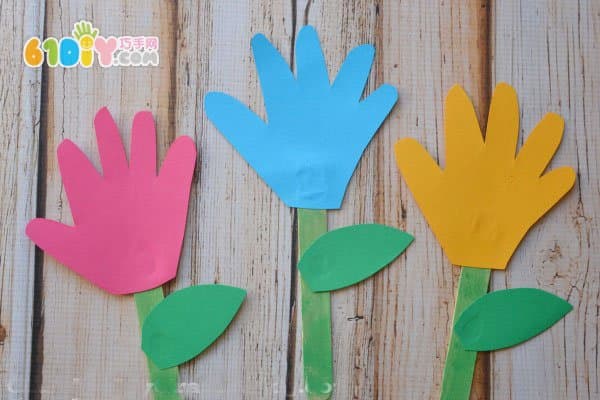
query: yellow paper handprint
[{"left": 395, "top": 83, "right": 575, "bottom": 269}]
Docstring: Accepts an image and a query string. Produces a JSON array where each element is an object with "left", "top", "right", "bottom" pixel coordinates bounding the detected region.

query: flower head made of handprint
[
  {"left": 205, "top": 25, "right": 398, "bottom": 209},
  {"left": 26, "top": 107, "right": 196, "bottom": 294},
  {"left": 395, "top": 83, "right": 576, "bottom": 269}
]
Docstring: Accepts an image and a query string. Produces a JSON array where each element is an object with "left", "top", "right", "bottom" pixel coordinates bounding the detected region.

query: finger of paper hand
[
  {"left": 295, "top": 25, "right": 330, "bottom": 90},
  {"left": 251, "top": 33, "right": 295, "bottom": 110},
  {"left": 516, "top": 112, "right": 565, "bottom": 177},
  {"left": 394, "top": 138, "right": 442, "bottom": 195},
  {"left": 57, "top": 139, "right": 102, "bottom": 224},
  {"left": 205, "top": 92, "right": 268, "bottom": 135},
  {"left": 444, "top": 85, "right": 484, "bottom": 168},
  {"left": 26, "top": 218, "right": 81, "bottom": 267},
  {"left": 159, "top": 135, "right": 197, "bottom": 186},
  {"left": 534, "top": 166, "right": 576, "bottom": 217},
  {"left": 332, "top": 44, "right": 375, "bottom": 102},
  {"left": 94, "top": 107, "right": 128, "bottom": 177},
  {"left": 130, "top": 111, "right": 157, "bottom": 177},
  {"left": 358, "top": 84, "right": 398, "bottom": 137},
  {"left": 485, "top": 83, "right": 519, "bottom": 161}
]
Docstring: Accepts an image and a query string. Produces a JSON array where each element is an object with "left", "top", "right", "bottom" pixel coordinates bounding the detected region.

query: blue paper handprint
[{"left": 205, "top": 25, "right": 398, "bottom": 209}]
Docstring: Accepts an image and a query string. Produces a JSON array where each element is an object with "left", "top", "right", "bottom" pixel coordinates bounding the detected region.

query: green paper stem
[
  {"left": 135, "top": 286, "right": 181, "bottom": 400},
  {"left": 298, "top": 208, "right": 333, "bottom": 399},
  {"left": 440, "top": 266, "right": 491, "bottom": 400}
]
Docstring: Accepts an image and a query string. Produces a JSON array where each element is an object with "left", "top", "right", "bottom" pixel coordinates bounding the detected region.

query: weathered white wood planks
[
  {"left": 174, "top": 1, "right": 294, "bottom": 398},
  {"left": 0, "top": 0, "right": 597, "bottom": 399},
  {"left": 490, "top": 1, "right": 599, "bottom": 399},
  {"left": 0, "top": 0, "right": 44, "bottom": 399}
]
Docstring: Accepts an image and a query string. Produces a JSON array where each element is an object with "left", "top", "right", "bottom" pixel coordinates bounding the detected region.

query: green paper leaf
[
  {"left": 455, "top": 288, "right": 572, "bottom": 351},
  {"left": 142, "top": 284, "right": 246, "bottom": 369},
  {"left": 298, "top": 224, "right": 414, "bottom": 292}
]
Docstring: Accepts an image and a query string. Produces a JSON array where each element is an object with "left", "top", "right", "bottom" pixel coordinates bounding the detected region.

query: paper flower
[
  {"left": 27, "top": 107, "right": 196, "bottom": 294},
  {"left": 205, "top": 25, "right": 398, "bottom": 209},
  {"left": 395, "top": 83, "right": 575, "bottom": 269}
]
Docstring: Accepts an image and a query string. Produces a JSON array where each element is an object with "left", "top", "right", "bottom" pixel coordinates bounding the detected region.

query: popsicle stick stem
[
  {"left": 298, "top": 208, "right": 334, "bottom": 399},
  {"left": 135, "top": 287, "right": 182, "bottom": 400},
  {"left": 440, "top": 266, "right": 491, "bottom": 400}
]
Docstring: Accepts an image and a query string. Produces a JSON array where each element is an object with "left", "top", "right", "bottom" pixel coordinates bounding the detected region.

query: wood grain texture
[
  {"left": 1, "top": 0, "right": 598, "bottom": 399},
  {"left": 0, "top": 1, "right": 44, "bottom": 399},
  {"left": 490, "top": 1, "right": 599, "bottom": 399},
  {"left": 291, "top": 1, "right": 489, "bottom": 399},
  {"left": 35, "top": 1, "right": 177, "bottom": 398},
  {"left": 174, "top": 1, "right": 294, "bottom": 399}
]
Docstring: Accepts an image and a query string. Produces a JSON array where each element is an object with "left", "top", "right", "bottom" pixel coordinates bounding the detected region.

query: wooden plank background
[{"left": 0, "top": 0, "right": 597, "bottom": 399}]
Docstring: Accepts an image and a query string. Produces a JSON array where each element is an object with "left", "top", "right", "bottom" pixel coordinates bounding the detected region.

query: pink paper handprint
[{"left": 27, "top": 107, "right": 196, "bottom": 294}]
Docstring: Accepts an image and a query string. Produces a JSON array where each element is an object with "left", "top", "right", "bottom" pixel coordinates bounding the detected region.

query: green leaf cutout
[
  {"left": 298, "top": 224, "right": 414, "bottom": 292},
  {"left": 142, "top": 284, "right": 246, "bottom": 369},
  {"left": 455, "top": 288, "right": 572, "bottom": 351}
]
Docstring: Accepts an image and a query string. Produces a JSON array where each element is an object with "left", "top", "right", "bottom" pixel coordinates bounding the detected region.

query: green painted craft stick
[
  {"left": 135, "top": 287, "right": 181, "bottom": 400},
  {"left": 440, "top": 267, "right": 491, "bottom": 400},
  {"left": 298, "top": 208, "right": 334, "bottom": 399}
]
